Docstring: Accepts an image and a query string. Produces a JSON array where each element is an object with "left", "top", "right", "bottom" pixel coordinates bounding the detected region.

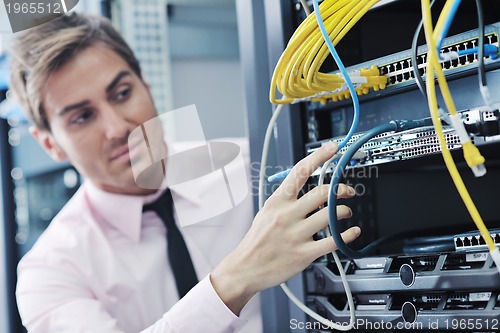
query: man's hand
[{"left": 211, "top": 141, "right": 361, "bottom": 315}]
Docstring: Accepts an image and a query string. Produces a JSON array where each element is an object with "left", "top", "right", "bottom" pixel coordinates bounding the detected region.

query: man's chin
[{"left": 132, "top": 161, "right": 166, "bottom": 190}]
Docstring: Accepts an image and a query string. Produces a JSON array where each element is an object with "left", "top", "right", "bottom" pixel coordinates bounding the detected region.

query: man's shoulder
[{"left": 20, "top": 185, "right": 92, "bottom": 261}]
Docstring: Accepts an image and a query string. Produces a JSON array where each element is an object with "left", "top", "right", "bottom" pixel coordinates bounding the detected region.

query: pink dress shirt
[{"left": 16, "top": 139, "right": 262, "bottom": 333}]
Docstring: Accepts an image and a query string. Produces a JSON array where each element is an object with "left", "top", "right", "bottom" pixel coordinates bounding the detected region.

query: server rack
[
  {"left": 238, "top": 0, "right": 500, "bottom": 332},
  {"left": 0, "top": 96, "right": 22, "bottom": 333},
  {"left": 237, "top": 1, "right": 307, "bottom": 331}
]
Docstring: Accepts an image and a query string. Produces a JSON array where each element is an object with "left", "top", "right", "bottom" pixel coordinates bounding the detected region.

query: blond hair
[{"left": 9, "top": 12, "right": 142, "bottom": 130}]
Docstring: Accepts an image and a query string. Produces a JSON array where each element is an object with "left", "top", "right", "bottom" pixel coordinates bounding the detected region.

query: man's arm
[
  {"left": 17, "top": 260, "right": 248, "bottom": 333},
  {"left": 16, "top": 260, "right": 125, "bottom": 333}
]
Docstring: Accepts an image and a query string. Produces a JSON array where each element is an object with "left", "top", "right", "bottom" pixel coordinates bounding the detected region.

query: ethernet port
[
  {"left": 471, "top": 237, "right": 479, "bottom": 246},
  {"left": 488, "top": 33, "right": 498, "bottom": 44},
  {"left": 455, "top": 237, "right": 464, "bottom": 248},
  {"left": 463, "top": 237, "right": 471, "bottom": 247},
  {"left": 479, "top": 236, "right": 486, "bottom": 245},
  {"left": 494, "top": 234, "right": 500, "bottom": 244}
]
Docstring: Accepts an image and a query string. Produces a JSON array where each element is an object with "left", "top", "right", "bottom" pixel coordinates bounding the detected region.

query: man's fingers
[
  {"left": 295, "top": 185, "right": 329, "bottom": 215},
  {"left": 308, "top": 226, "right": 361, "bottom": 259},
  {"left": 302, "top": 205, "right": 352, "bottom": 236},
  {"left": 338, "top": 226, "right": 362, "bottom": 246},
  {"left": 336, "top": 205, "right": 353, "bottom": 220},
  {"left": 295, "top": 184, "right": 355, "bottom": 216},
  {"left": 336, "top": 183, "right": 356, "bottom": 199},
  {"left": 275, "top": 142, "right": 338, "bottom": 200}
]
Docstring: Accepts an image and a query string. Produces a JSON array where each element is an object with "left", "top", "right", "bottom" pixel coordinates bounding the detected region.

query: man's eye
[
  {"left": 114, "top": 87, "right": 131, "bottom": 102},
  {"left": 71, "top": 110, "right": 94, "bottom": 125}
]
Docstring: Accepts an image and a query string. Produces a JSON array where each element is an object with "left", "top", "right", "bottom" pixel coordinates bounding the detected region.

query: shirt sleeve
[
  {"left": 160, "top": 274, "right": 248, "bottom": 333},
  {"left": 17, "top": 258, "right": 248, "bottom": 333},
  {"left": 16, "top": 259, "right": 125, "bottom": 333}
]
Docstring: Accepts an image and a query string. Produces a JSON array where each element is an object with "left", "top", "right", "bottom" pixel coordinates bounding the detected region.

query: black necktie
[{"left": 143, "top": 189, "right": 198, "bottom": 298}]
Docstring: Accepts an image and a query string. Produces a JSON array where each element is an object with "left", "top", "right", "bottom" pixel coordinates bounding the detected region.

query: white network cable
[
  {"left": 299, "top": 0, "right": 312, "bottom": 16},
  {"left": 258, "top": 103, "right": 355, "bottom": 331}
]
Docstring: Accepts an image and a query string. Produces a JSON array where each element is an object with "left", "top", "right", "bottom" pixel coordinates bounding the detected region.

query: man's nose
[{"left": 101, "top": 105, "right": 129, "bottom": 140}]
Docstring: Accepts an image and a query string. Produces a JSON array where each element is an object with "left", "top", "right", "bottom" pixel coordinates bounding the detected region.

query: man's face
[{"left": 35, "top": 44, "right": 161, "bottom": 195}]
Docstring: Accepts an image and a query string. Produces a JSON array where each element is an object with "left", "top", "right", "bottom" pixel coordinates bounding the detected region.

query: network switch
[
  {"left": 305, "top": 105, "right": 500, "bottom": 174},
  {"left": 306, "top": 290, "right": 499, "bottom": 331},
  {"left": 306, "top": 251, "right": 498, "bottom": 295}
]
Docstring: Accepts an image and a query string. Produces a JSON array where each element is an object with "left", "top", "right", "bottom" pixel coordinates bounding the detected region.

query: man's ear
[{"left": 29, "top": 126, "right": 68, "bottom": 162}]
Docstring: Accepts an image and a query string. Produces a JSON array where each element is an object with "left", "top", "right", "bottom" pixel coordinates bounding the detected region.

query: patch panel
[
  {"left": 380, "top": 32, "right": 499, "bottom": 87},
  {"left": 454, "top": 229, "right": 500, "bottom": 251},
  {"left": 323, "top": 23, "right": 500, "bottom": 104}
]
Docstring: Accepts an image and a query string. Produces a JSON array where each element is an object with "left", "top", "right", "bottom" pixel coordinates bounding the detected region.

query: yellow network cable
[
  {"left": 425, "top": 2, "right": 486, "bottom": 174},
  {"left": 270, "top": 0, "right": 384, "bottom": 104},
  {"left": 421, "top": 0, "right": 497, "bottom": 253},
  {"left": 433, "top": 0, "right": 455, "bottom": 41}
]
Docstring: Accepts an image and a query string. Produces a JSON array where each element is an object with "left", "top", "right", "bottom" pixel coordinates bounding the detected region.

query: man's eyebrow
[
  {"left": 58, "top": 100, "right": 91, "bottom": 116},
  {"left": 106, "top": 71, "right": 131, "bottom": 94}
]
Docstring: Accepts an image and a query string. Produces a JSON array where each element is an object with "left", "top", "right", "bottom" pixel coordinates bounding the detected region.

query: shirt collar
[{"left": 84, "top": 180, "right": 163, "bottom": 243}]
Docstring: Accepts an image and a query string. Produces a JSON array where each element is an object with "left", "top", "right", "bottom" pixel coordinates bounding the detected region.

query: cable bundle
[
  {"left": 269, "top": 0, "right": 385, "bottom": 104},
  {"left": 420, "top": 0, "right": 500, "bottom": 270}
]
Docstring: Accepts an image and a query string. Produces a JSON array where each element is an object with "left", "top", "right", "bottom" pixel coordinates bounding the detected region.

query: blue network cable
[
  {"left": 268, "top": 0, "right": 360, "bottom": 183},
  {"left": 457, "top": 45, "right": 499, "bottom": 59},
  {"left": 312, "top": 0, "right": 359, "bottom": 151},
  {"left": 436, "top": 0, "right": 462, "bottom": 59}
]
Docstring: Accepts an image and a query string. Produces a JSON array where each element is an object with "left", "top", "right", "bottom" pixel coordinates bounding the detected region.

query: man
[{"left": 9, "top": 12, "right": 360, "bottom": 333}]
